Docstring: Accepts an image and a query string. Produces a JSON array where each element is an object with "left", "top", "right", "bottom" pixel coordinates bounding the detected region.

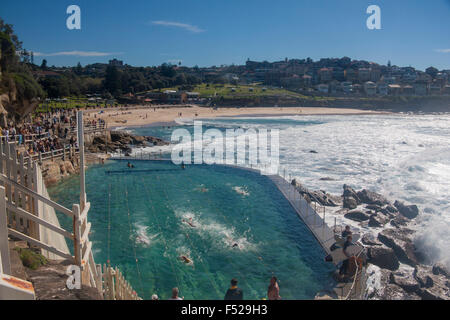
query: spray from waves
[
  {"left": 133, "top": 222, "right": 159, "bottom": 247},
  {"left": 377, "top": 147, "right": 450, "bottom": 269},
  {"left": 232, "top": 186, "right": 250, "bottom": 197},
  {"left": 124, "top": 113, "right": 450, "bottom": 268}
]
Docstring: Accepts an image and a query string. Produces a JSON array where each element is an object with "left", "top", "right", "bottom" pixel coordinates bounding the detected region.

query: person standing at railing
[{"left": 339, "top": 235, "right": 354, "bottom": 280}]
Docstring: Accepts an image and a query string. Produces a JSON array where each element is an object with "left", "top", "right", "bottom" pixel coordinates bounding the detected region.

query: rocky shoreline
[
  {"left": 87, "top": 130, "right": 169, "bottom": 154},
  {"left": 41, "top": 131, "right": 169, "bottom": 186},
  {"left": 292, "top": 179, "right": 449, "bottom": 300}
]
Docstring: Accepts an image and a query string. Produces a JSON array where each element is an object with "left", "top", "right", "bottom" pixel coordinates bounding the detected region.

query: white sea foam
[
  {"left": 174, "top": 209, "right": 257, "bottom": 252},
  {"left": 134, "top": 222, "right": 158, "bottom": 247},
  {"left": 232, "top": 186, "right": 250, "bottom": 196},
  {"left": 129, "top": 113, "right": 450, "bottom": 269},
  {"left": 206, "top": 114, "right": 450, "bottom": 269}
]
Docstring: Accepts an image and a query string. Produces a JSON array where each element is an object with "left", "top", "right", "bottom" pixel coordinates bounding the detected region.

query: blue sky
[{"left": 1, "top": 0, "right": 449, "bottom": 70}]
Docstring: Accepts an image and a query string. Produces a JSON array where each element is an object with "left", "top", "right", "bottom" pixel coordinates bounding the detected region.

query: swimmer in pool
[
  {"left": 179, "top": 255, "right": 192, "bottom": 264},
  {"left": 182, "top": 218, "right": 196, "bottom": 228}
]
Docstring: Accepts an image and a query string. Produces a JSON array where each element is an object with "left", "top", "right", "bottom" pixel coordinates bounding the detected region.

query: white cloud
[
  {"left": 33, "top": 51, "right": 122, "bottom": 57},
  {"left": 167, "top": 59, "right": 182, "bottom": 64},
  {"left": 435, "top": 49, "right": 450, "bottom": 53},
  {"left": 152, "top": 20, "right": 204, "bottom": 33}
]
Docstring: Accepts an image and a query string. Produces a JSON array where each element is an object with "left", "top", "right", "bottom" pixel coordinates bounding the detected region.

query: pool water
[{"left": 49, "top": 160, "right": 334, "bottom": 300}]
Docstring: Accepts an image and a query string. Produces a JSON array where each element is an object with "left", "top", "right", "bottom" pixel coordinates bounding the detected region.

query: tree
[
  {"left": 160, "top": 63, "right": 176, "bottom": 77},
  {"left": 425, "top": 66, "right": 438, "bottom": 79},
  {"left": 75, "top": 62, "right": 83, "bottom": 75},
  {"left": 104, "top": 65, "right": 122, "bottom": 96},
  {"left": 41, "top": 59, "right": 48, "bottom": 70}
]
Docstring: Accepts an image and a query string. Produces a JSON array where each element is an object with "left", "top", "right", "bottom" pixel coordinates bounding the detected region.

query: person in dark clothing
[
  {"left": 339, "top": 235, "right": 353, "bottom": 278},
  {"left": 341, "top": 225, "right": 352, "bottom": 238},
  {"left": 224, "top": 278, "right": 243, "bottom": 300}
]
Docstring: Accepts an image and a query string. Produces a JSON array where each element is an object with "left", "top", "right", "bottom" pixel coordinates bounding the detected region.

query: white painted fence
[
  {"left": 101, "top": 264, "right": 141, "bottom": 300},
  {"left": 0, "top": 118, "right": 140, "bottom": 300}
]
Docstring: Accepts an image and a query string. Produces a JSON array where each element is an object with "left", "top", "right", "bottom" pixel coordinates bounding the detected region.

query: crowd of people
[{"left": 0, "top": 108, "right": 105, "bottom": 157}]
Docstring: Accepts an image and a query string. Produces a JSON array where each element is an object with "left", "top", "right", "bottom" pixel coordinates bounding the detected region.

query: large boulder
[
  {"left": 344, "top": 210, "right": 370, "bottom": 222},
  {"left": 309, "top": 190, "right": 341, "bottom": 207},
  {"left": 389, "top": 270, "right": 420, "bottom": 293},
  {"left": 372, "top": 283, "right": 421, "bottom": 300},
  {"left": 343, "top": 184, "right": 360, "bottom": 204},
  {"left": 291, "top": 180, "right": 341, "bottom": 207},
  {"left": 432, "top": 263, "right": 449, "bottom": 277},
  {"left": 414, "top": 265, "right": 450, "bottom": 300},
  {"left": 367, "top": 246, "right": 400, "bottom": 271},
  {"left": 357, "top": 189, "right": 389, "bottom": 206},
  {"left": 343, "top": 196, "right": 358, "bottom": 209},
  {"left": 378, "top": 228, "right": 418, "bottom": 266},
  {"left": 366, "top": 204, "right": 382, "bottom": 211},
  {"left": 390, "top": 215, "right": 410, "bottom": 228},
  {"left": 361, "top": 233, "right": 382, "bottom": 246},
  {"left": 394, "top": 201, "right": 419, "bottom": 219},
  {"left": 414, "top": 265, "right": 435, "bottom": 288},
  {"left": 369, "top": 213, "right": 391, "bottom": 228},
  {"left": 146, "top": 136, "right": 169, "bottom": 146}
]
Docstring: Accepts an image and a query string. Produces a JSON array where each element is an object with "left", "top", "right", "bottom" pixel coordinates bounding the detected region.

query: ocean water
[
  {"left": 48, "top": 160, "right": 334, "bottom": 300},
  {"left": 131, "top": 113, "right": 450, "bottom": 270}
]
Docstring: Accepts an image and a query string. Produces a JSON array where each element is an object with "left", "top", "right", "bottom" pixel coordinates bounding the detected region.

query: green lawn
[{"left": 149, "top": 83, "right": 309, "bottom": 99}]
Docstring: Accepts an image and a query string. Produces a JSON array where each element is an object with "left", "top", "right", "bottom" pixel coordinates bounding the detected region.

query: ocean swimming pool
[{"left": 49, "top": 160, "right": 334, "bottom": 300}]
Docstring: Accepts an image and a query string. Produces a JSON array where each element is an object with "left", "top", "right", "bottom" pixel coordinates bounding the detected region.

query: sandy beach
[{"left": 85, "top": 105, "right": 390, "bottom": 128}]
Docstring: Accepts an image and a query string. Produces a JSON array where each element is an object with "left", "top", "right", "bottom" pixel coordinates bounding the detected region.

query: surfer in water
[{"left": 127, "top": 162, "right": 135, "bottom": 169}]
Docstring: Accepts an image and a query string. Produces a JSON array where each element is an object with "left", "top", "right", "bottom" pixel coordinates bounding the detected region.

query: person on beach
[
  {"left": 267, "top": 276, "right": 281, "bottom": 300},
  {"left": 224, "top": 278, "right": 243, "bottom": 300},
  {"left": 168, "top": 287, "right": 183, "bottom": 300}
]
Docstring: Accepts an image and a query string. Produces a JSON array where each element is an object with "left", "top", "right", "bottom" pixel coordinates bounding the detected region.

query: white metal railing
[
  {"left": 24, "top": 145, "right": 80, "bottom": 163},
  {"left": 0, "top": 122, "right": 106, "bottom": 146},
  {"left": 0, "top": 138, "right": 100, "bottom": 296},
  {"left": 0, "top": 115, "right": 140, "bottom": 300}
]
